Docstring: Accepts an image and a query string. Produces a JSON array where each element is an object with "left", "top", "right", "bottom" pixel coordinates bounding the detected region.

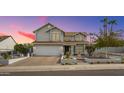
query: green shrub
[
  {"left": 85, "top": 45, "right": 96, "bottom": 57},
  {"left": 3, "top": 53, "right": 11, "bottom": 59},
  {"left": 65, "top": 52, "right": 71, "bottom": 58}
]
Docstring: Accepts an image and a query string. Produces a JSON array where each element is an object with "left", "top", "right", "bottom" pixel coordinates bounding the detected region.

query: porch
[{"left": 63, "top": 44, "right": 86, "bottom": 55}]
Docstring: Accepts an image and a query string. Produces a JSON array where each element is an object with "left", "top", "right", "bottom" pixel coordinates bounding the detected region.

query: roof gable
[
  {"left": 46, "top": 27, "right": 64, "bottom": 33},
  {"left": 33, "top": 23, "right": 65, "bottom": 33},
  {"left": 0, "top": 36, "right": 16, "bottom": 43},
  {"left": 74, "top": 32, "right": 87, "bottom": 37},
  {"left": 65, "top": 32, "right": 87, "bottom": 37},
  {"left": 0, "top": 36, "right": 10, "bottom": 42},
  {"left": 33, "top": 23, "right": 55, "bottom": 33}
]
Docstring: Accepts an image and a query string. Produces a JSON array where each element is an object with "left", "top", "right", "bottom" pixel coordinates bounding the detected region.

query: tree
[
  {"left": 85, "top": 45, "right": 96, "bottom": 57},
  {"left": 100, "top": 17, "right": 109, "bottom": 36},
  {"left": 95, "top": 17, "right": 124, "bottom": 58},
  {"left": 108, "top": 20, "right": 117, "bottom": 32},
  {"left": 24, "top": 43, "right": 33, "bottom": 56},
  {"left": 14, "top": 44, "right": 33, "bottom": 56},
  {"left": 95, "top": 33, "right": 124, "bottom": 48}
]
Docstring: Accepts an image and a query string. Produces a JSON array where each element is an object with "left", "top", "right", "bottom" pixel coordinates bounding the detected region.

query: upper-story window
[
  {"left": 51, "top": 31, "right": 60, "bottom": 41},
  {"left": 64, "top": 36, "right": 74, "bottom": 41},
  {"left": 75, "top": 35, "right": 83, "bottom": 41}
]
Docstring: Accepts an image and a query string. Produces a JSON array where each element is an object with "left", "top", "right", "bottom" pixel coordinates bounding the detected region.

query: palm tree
[
  {"left": 100, "top": 17, "right": 109, "bottom": 58},
  {"left": 95, "top": 31, "right": 124, "bottom": 57},
  {"left": 100, "top": 17, "right": 109, "bottom": 36},
  {"left": 95, "top": 17, "right": 124, "bottom": 58},
  {"left": 108, "top": 20, "right": 117, "bottom": 32},
  {"left": 89, "top": 33, "right": 93, "bottom": 45}
]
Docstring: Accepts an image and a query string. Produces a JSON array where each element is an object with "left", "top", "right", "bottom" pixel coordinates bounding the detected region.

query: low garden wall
[
  {"left": 95, "top": 47, "right": 124, "bottom": 53},
  {"left": 84, "top": 56, "right": 123, "bottom": 64},
  {"left": 0, "top": 57, "right": 28, "bottom": 65}
]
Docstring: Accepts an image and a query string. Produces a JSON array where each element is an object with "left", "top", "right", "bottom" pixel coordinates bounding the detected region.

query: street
[{"left": 1, "top": 69, "right": 124, "bottom": 76}]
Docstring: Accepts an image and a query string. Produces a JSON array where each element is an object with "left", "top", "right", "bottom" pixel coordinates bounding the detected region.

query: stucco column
[
  {"left": 11, "top": 51, "right": 13, "bottom": 58},
  {"left": 71, "top": 46, "right": 74, "bottom": 56},
  {"left": 83, "top": 44, "right": 86, "bottom": 55},
  {"left": 60, "top": 46, "right": 64, "bottom": 56}
]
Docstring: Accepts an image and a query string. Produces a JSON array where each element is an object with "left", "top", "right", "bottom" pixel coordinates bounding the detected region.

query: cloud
[
  {"left": 0, "top": 32, "right": 5, "bottom": 36},
  {"left": 9, "top": 24, "right": 35, "bottom": 40},
  {"left": 39, "top": 16, "right": 48, "bottom": 24},
  {"left": 9, "top": 24, "right": 23, "bottom": 31},
  {"left": 18, "top": 31, "right": 35, "bottom": 40}
]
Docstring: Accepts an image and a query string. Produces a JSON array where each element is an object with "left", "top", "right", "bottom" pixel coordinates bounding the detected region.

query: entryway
[{"left": 64, "top": 46, "right": 71, "bottom": 54}]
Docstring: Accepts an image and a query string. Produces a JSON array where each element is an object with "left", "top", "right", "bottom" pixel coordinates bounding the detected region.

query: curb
[{"left": 1, "top": 64, "right": 124, "bottom": 72}]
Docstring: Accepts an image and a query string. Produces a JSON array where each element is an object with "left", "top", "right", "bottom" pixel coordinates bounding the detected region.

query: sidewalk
[{"left": 1, "top": 64, "right": 124, "bottom": 72}]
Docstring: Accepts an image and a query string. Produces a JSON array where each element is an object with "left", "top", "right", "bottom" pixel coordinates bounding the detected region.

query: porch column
[
  {"left": 71, "top": 46, "right": 74, "bottom": 56},
  {"left": 11, "top": 51, "right": 13, "bottom": 58},
  {"left": 60, "top": 46, "right": 64, "bottom": 56},
  {"left": 83, "top": 44, "right": 86, "bottom": 55}
]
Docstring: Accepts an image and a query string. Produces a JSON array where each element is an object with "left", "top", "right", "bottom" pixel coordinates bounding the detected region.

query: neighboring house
[
  {"left": 0, "top": 36, "right": 16, "bottom": 56},
  {"left": 33, "top": 23, "right": 88, "bottom": 56}
]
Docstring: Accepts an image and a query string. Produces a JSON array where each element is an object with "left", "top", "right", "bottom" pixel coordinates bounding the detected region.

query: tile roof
[
  {"left": 33, "top": 23, "right": 65, "bottom": 33},
  {"left": 47, "top": 27, "right": 64, "bottom": 32},
  {"left": 33, "top": 23, "right": 88, "bottom": 35},
  {"left": 0, "top": 36, "right": 17, "bottom": 43},
  {"left": 0, "top": 36, "right": 10, "bottom": 42},
  {"left": 64, "top": 32, "right": 87, "bottom": 36},
  {"left": 33, "top": 23, "right": 55, "bottom": 33}
]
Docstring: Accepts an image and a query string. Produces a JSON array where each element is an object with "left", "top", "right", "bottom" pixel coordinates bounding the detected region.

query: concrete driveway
[{"left": 8, "top": 56, "right": 60, "bottom": 66}]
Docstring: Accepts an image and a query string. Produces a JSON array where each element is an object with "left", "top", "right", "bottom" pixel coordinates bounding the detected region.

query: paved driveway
[{"left": 8, "top": 56, "right": 60, "bottom": 66}]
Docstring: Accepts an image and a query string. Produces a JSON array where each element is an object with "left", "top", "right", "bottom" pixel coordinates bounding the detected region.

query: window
[
  {"left": 64, "top": 36, "right": 71, "bottom": 41},
  {"left": 75, "top": 45, "right": 84, "bottom": 54},
  {"left": 75, "top": 35, "right": 83, "bottom": 41},
  {"left": 51, "top": 31, "right": 60, "bottom": 41},
  {"left": 48, "top": 25, "right": 51, "bottom": 28}
]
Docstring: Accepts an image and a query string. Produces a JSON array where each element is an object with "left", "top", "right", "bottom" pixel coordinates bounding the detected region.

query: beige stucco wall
[
  {"left": 35, "top": 24, "right": 64, "bottom": 42},
  {"left": 0, "top": 37, "right": 16, "bottom": 51},
  {"left": 36, "top": 24, "right": 54, "bottom": 41},
  {"left": 50, "top": 28, "right": 64, "bottom": 42},
  {"left": 74, "top": 34, "right": 86, "bottom": 41}
]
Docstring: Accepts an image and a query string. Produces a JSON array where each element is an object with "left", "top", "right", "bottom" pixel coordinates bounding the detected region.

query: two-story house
[{"left": 33, "top": 23, "right": 88, "bottom": 56}]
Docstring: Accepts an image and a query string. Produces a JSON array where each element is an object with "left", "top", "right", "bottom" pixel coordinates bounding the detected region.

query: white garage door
[{"left": 34, "top": 46, "right": 62, "bottom": 56}]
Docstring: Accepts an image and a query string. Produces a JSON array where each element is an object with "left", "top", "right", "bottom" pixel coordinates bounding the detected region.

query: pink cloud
[
  {"left": 39, "top": 16, "right": 48, "bottom": 24},
  {"left": 9, "top": 24, "right": 23, "bottom": 31},
  {"left": 18, "top": 31, "right": 35, "bottom": 40},
  {"left": 0, "top": 32, "right": 5, "bottom": 36},
  {"left": 9, "top": 24, "right": 35, "bottom": 41}
]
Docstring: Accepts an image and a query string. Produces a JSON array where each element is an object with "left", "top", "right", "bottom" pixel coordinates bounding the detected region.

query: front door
[{"left": 64, "top": 46, "right": 71, "bottom": 55}]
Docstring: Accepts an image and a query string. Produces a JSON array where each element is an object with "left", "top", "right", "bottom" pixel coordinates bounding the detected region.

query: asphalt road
[{"left": 1, "top": 69, "right": 124, "bottom": 76}]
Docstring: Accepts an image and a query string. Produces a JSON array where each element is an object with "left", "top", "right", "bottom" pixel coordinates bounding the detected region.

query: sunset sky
[{"left": 0, "top": 16, "right": 124, "bottom": 43}]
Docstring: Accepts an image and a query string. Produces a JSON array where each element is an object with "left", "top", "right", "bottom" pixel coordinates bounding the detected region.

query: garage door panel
[{"left": 34, "top": 46, "right": 61, "bottom": 56}]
